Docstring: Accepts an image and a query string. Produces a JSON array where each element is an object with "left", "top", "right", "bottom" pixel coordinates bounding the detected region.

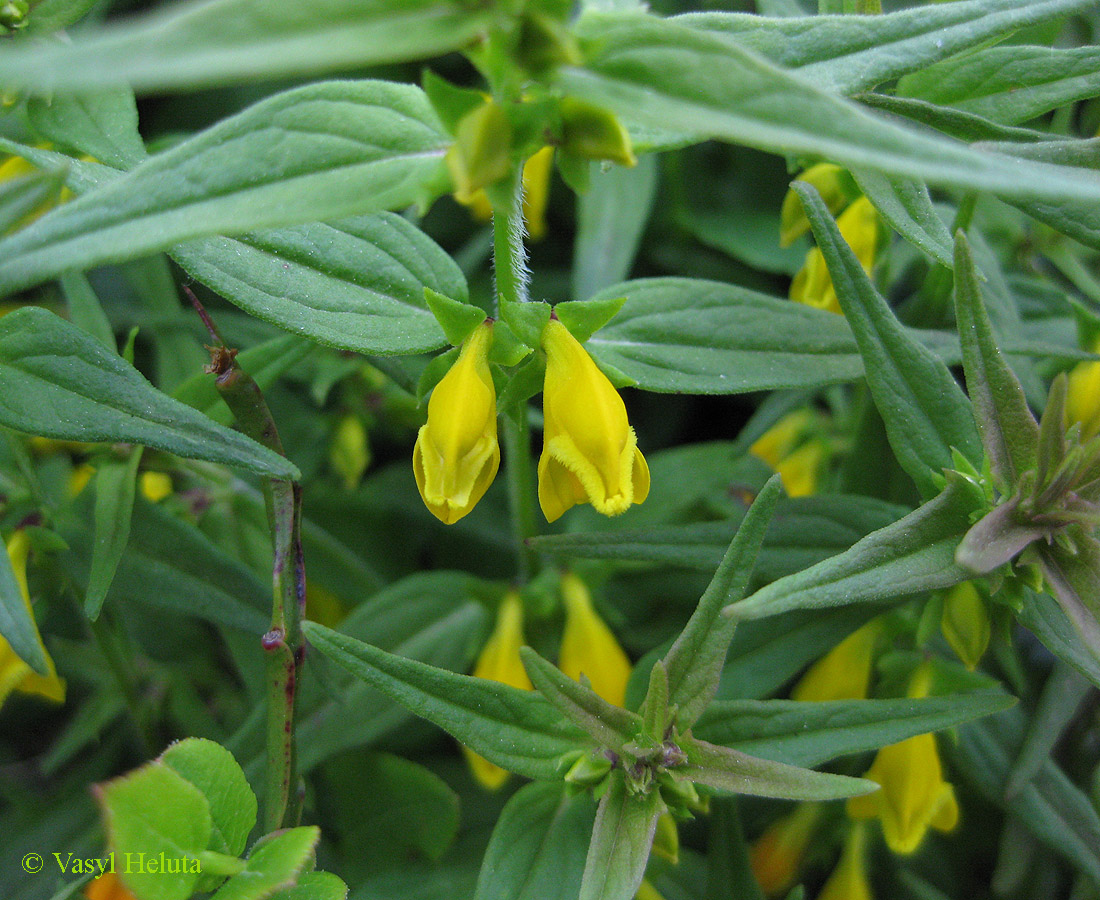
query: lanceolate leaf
[
  {"left": 85, "top": 448, "right": 143, "bottom": 621},
  {"left": 693, "top": 690, "right": 1015, "bottom": 768},
  {"left": 1037, "top": 543, "right": 1100, "bottom": 669},
  {"left": 678, "top": 0, "right": 1094, "bottom": 95},
  {"left": 0, "top": 307, "right": 298, "bottom": 479},
  {"left": 1018, "top": 590, "right": 1100, "bottom": 689},
  {"left": 0, "top": 532, "right": 50, "bottom": 676},
  {"left": 955, "top": 499, "right": 1045, "bottom": 575},
  {"left": 728, "top": 476, "right": 976, "bottom": 621},
  {"left": 0, "top": 0, "right": 495, "bottom": 94},
  {"left": 303, "top": 622, "right": 586, "bottom": 780},
  {"left": 797, "top": 182, "right": 980, "bottom": 498},
  {"left": 679, "top": 737, "right": 877, "bottom": 800},
  {"left": 953, "top": 232, "right": 1040, "bottom": 485},
  {"left": 25, "top": 88, "right": 146, "bottom": 169},
  {"left": 851, "top": 168, "right": 954, "bottom": 267},
  {"left": 579, "top": 772, "right": 664, "bottom": 900},
  {"left": 0, "top": 81, "right": 449, "bottom": 297},
  {"left": 565, "top": 14, "right": 1100, "bottom": 205},
  {"left": 660, "top": 475, "right": 782, "bottom": 729}
]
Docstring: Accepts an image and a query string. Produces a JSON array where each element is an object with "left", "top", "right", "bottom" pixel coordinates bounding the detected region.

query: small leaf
[
  {"left": 520, "top": 646, "right": 641, "bottom": 752},
  {"left": 955, "top": 499, "right": 1045, "bottom": 574},
  {"left": 850, "top": 168, "right": 953, "bottom": 268},
  {"left": 680, "top": 737, "right": 877, "bottom": 801},
  {"left": 579, "top": 771, "right": 664, "bottom": 900},
  {"left": 26, "top": 88, "right": 146, "bottom": 169},
  {"left": 0, "top": 531, "right": 50, "bottom": 676},
  {"left": 60, "top": 272, "right": 115, "bottom": 349},
  {"left": 210, "top": 826, "right": 319, "bottom": 900},
  {"left": 85, "top": 448, "right": 142, "bottom": 620},
  {"left": 424, "top": 288, "right": 487, "bottom": 347},
  {"left": 1036, "top": 542, "right": 1100, "bottom": 669},
  {"left": 660, "top": 475, "right": 782, "bottom": 729},
  {"left": 268, "top": 872, "right": 347, "bottom": 900},
  {"left": 953, "top": 231, "right": 1040, "bottom": 486},
  {"left": 553, "top": 295, "right": 628, "bottom": 342}
]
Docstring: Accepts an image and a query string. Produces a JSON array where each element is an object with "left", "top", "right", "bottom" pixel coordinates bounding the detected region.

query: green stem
[
  {"left": 190, "top": 290, "right": 303, "bottom": 832},
  {"left": 502, "top": 409, "right": 540, "bottom": 580},
  {"left": 88, "top": 614, "right": 154, "bottom": 758},
  {"left": 492, "top": 168, "right": 528, "bottom": 313}
]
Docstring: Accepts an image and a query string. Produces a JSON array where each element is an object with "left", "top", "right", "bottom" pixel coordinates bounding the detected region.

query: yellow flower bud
[
  {"left": 750, "top": 410, "right": 815, "bottom": 469},
  {"left": 791, "top": 619, "right": 881, "bottom": 703},
  {"left": 329, "top": 413, "right": 371, "bottom": 491},
  {"left": 538, "top": 318, "right": 649, "bottom": 522},
  {"left": 818, "top": 824, "right": 873, "bottom": 900},
  {"left": 445, "top": 100, "right": 513, "bottom": 204},
  {"left": 774, "top": 440, "right": 826, "bottom": 498},
  {"left": 558, "top": 573, "right": 631, "bottom": 707},
  {"left": 790, "top": 196, "right": 878, "bottom": 316},
  {"left": 749, "top": 802, "right": 823, "bottom": 896},
  {"left": 140, "top": 471, "right": 173, "bottom": 503},
  {"left": 413, "top": 321, "right": 500, "bottom": 524},
  {"left": 635, "top": 880, "right": 666, "bottom": 900},
  {"left": 68, "top": 463, "right": 95, "bottom": 498},
  {"left": 0, "top": 531, "right": 65, "bottom": 709},
  {"left": 846, "top": 665, "right": 958, "bottom": 854},
  {"left": 940, "top": 581, "right": 990, "bottom": 671},
  {"left": 464, "top": 593, "right": 532, "bottom": 789},
  {"left": 1065, "top": 337, "right": 1100, "bottom": 440},
  {"left": 780, "top": 163, "right": 849, "bottom": 248},
  {"left": 750, "top": 410, "right": 827, "bottom": 498}
]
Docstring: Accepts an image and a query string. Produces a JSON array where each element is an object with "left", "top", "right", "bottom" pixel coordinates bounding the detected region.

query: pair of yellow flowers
[{"left": 412, "top": 315, "right": 650, "bottom": 524}]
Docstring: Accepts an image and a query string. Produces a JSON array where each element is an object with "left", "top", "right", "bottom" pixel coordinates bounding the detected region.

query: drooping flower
[
  {"left": 464, "top": 593, "right": 533, "bottom": 789},
  {"left": 0, "top": 531, "right": 65, "bottom": 710},
  {"left": 1065, "top": 336, "right": 1100, "bottom": 440},
  {"left": 538, "top": 317, "right": 649, "bottom": 522},
  {"left": 558, "top": 573, "right": 631, "bottom": 706},
  {"left": 749, "top": 802, "right": 823, "bottom": 896},
  {"left": 413, "top": 321, "right": 499, "bottom": 524},
  {"left": 818, "top": 824, "right": 873, "bottom": 900},
  {"left": 750, "top": 409, "right": 829, "bottom": 498},
  {"left": 847, "top": 664, "right": 958, "bottom": 854},
  {"left": 791, "top": 619, "right": 881, "bottom": 703},
  {"left": 790, "top": 196, "right": 879, "bottom": 316}
]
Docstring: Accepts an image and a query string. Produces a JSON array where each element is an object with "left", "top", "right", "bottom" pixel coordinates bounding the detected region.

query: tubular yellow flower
[
  {"left": 750, "top": 410, "right": 827, "bottom": 498},
  {"left": 792, "top": 619, "right": 881, "bottom": 703},
  {"left": 464, "top": 593, "right": 532, "bottom": 789},
  {"left": 1065, "top": 337, "right": 1100, "bottom": 440},
  {"left": 749, "top": 802, "right": 823, "bottom": 896},
  {"left": 780, "top": 163, "right": 849, "bottom": 247},
  {"left": 413, "top": 321, "right": 499, "bottom": 524},
  {"left": 558, "top": 573, "right": 632, "bottom": 706},
  {"left": 846, "top": 665, "right": 958, "bottom": 854},
  {"left": 818, "top": 824, "right": 873, "bottom": 900},
  {"left": 538, "top": 318, "right": 649, "bottom": 522},
  {"left": 790, "top": 196, "right": 878, "bottom": 316},
  {"left": 0, "top": 531, "right": 65, "bottom": 709}
]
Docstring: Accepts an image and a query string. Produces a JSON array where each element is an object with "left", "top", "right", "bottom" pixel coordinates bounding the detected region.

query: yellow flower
[
  {"left": 847, "top": 665, "right": 958, "bottom": 854},
  {"left": 940, "top": 581, "right": 990, "bottom": 671},
  {"left": 1065, "top": 337, "right": 1100, "bottom": 440},
  {"left": 68, "top": 463, "right": 95, "bottom": 498},
  {"left": 780, "top": 163, "right": 849, "bottom": 247},
  {"left": 464, "top": 593, "right": 533, "bottom": 789},
  {"left": 413, "top": 321, "right": 499, "bottom": 524},
  {"left": 329, "top": 413, "right": 371, "bottom": 491},
  {"left": 558, "top": 573, "right": 631, "bottom": 706},
  {"left": 462, "top": 145, "right": 555, "bottom": 241},
  {"left": 1, "top": 531, "right": 65, "bottom": 709},
  {"left": 749, "top": 802, "right": 823, "bottom": 896},
  {"left": 140, "top": 471, "right": 173, "bottom": 503},
  {"left": 538, "top": 318, "right": 649, "bottom": 522},
  {"left": 790, "top": 196, "right": 878, "bottom": 315},
  {"left": 792, "top": 619, "right": 881, "bottom": 703},
  {"left": 85, "top": 873, "right": 136, "bottom": 900},
  {"left": 750, "top": 409, "right": 827, "bottom": 498},
  {"left": 818, "top": 824, "right": 873, "bottom": 900}
]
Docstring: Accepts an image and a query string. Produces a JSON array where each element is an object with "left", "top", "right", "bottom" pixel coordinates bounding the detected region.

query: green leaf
[
  {"left": 0, "top": 81, "right": 448, "bottom": 298},
  {"left": 25, "top": 88, "right": 146, "bottom": 169},
  {"left": 210, "top": 826, "right": 319, "bottom": 900},
  {"left": 520, "top": 646, "right": 641, "bottom": 752},
  {"left": 474, "top": 781, "right": 595, "bottom": 900},
  {"left": 579, "top": 771, "right": 664, "bottom": 900},
  {"left": 1036, "top": 543, "right": 1100, "bottom": 671},
  {"left": 60, "top": 272, "right": 115, "bottom": 349},
  {"left": 953, "top": 231, "right": 1040, "bottom": 486},
  {"left": 0, "top": 0, "right": 495, "bottom": 94},
  {"left": 661, "top": 476, "right": 782, "bottom": 730},
  {"left": 850, "top": 169, "right": 953, "bottom": 268},
  {"left": 171, "top": 214, "right": 465, "bottom": 356},
  {"left": 553, "top": 295, "right": 628, "bottom": 343},
  {"left": 565, "top": 13, "right": 1100, "bottom": 204},
  {"left": 693, "top": 690, "right": 1016, "bottom": 768},
  {"left": 679, "top": 737, "right": 877, "bottom": 800},
  {"left": 0, "top": 307, "right": 298, "bottom": 479},
  {"left": 899, "top": 45, "right": 1100, "bottom": 126},
  {"left": 572, "top": 154, "right": 658, "bottom": 301},
  {"left": 955, "top": 498, "right": 1045, "bottom": 574},
  {"left": 1018, "top": 590, "right": 1100, "bottom": 690},
  {"left": 681, "top": 0, "right": 1094, "bottom": 95},
  {"left": 267, "top": 872, "right": 347, "bottom": 900},
  {"left": 85, "top": 448, "right": 142, "bottom": 620},
  {"left": 728, "top": 477, "right": 976, "bottom": 621},
  {"left": 160, "top": 739, "right": 257, "bottom": 859},
  {"left": 0, "top": 529, "right": 50, "bottom": 676},
  {"left": 424, "top": 287, "right": 486, "bottom": 348},
  {"left": 61, "top": 498, "right": 270, "bottom": 632},
  {"left": 97, "top": 763, "right": 212, "bottom": 900},
  {"left": 0, "top": 166, "right": 65, "bottom": 234},
  {"left": 303, "top": 621, "right": 586, "bottom": 781},
  {"left": 796, "top": 182, "right": 980, "bottom": 497},
  {"left": 954, "top": 709, "right": 1100, "bottom": 882}
]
